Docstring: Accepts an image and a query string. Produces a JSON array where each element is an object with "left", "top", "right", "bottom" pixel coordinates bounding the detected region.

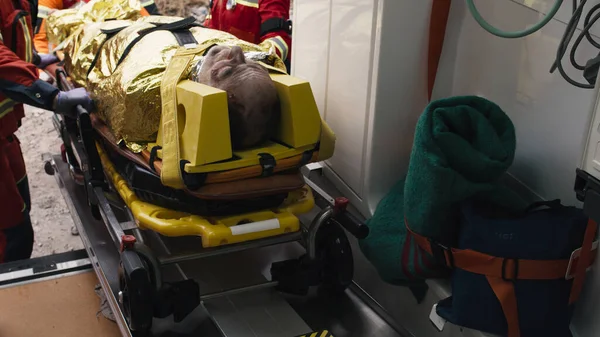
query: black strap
[
  {"left": 34, "top": 18, "right": 42, "bottom": 35},
  {"left": 86, "top": 26, "right": 129, "bottom": 79},
  {"left": 180, "top": 160, "right": 207, "bottom": 190},
  {"left": 149, "top": 146, "right": 161, "bottom": 172},
  {"left": 202, "top": 44, "right": 217, "bottom": 56},
  {"left": 143, "top": 3, "right": 160, "bottom": 15},
  {"left": 28, "top": 0, "right": 38, "bottom": 29},
  {"left": 172, "top": 29, "right": 198, "bottom": 47},
  {"left": 260, "top": 17, "right": 292, "bottom": 36},
  {"left": 298, "top": 150, "right": 314, "bottom": 167},
  {"left": 523, "top": 199, "right": 563, "bottom": 213},
  {"left": 116, "top": 17, "right": 200, "bottom": 68},
  {"left": 258, "top": 153, "right": 276, "bottom": 177}
]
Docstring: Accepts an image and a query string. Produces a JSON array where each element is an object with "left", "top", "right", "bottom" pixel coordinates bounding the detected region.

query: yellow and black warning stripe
[{"left": 295, "top": 330, "right": 334, "bottom": 337}]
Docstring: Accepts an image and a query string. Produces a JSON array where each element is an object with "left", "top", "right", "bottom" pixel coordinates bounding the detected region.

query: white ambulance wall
[
  {"left": 434, "top": 1, "right": 599, "bottom": 336},
  {"left": 292, "top": 0, "right": 432, "bottom": 218},
  {"left": 434, "top": 0, "right": 597, "bottom": 207}
]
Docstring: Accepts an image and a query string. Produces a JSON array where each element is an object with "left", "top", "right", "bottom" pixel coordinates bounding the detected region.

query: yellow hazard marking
[{"left": 296, "top": 330, "right": 333, "bottom": 337}]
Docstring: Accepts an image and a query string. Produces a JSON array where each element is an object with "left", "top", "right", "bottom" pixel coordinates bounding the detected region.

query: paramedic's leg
[
  {"left": 0, "top": 136, "right": 34, "bottom": 263},
  {"left": 3, "top": 211, "right": 34, "bottom": 262}
]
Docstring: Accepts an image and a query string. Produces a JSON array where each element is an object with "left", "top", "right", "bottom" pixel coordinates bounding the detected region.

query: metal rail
[{"left": 49, "top": 156, "right": 133, "bottom": 337}]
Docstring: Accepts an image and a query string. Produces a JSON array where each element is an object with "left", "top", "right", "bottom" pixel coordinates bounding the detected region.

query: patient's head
[{"left": 196, "top": 45, "right": 280, "bottom": 149}]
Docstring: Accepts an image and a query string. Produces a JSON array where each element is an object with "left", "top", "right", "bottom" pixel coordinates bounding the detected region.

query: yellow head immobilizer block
[{"left": 152, "top": 72, "right": 336, "bottom": 176}]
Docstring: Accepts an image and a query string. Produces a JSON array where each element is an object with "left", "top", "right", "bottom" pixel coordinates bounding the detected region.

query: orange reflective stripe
[{"left": 487, "top": 276, "right": 520, "bottom": 337}]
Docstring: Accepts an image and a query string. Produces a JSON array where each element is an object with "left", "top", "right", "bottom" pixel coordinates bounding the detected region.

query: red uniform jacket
[
  {"left": 0, "top": 0, "right": 59, "bottom": 139},
  {"left": 205, "top": 0, "right": 291, "bottom": 63}
]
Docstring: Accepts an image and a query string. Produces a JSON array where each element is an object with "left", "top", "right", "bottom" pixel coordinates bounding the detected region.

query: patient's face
[{"left": 196, "top": 45, "right": 279, "bottom": 148}]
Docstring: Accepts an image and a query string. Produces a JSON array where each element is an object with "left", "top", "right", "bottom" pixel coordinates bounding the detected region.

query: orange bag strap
[
  {"left": 427, "top": 0, "right": 452, "bottom": 100},
  {"left": 406, "top": 219, "right": 597, "bottom": 280},
  {"left": 406, "top": 218, "right": 598, "bottom": 337},
  {"left": 486, "top": 276, "right": 520, "bottom": 337},
  {"left": 569, "top": 218, "right": 598, "bottom": 303}
]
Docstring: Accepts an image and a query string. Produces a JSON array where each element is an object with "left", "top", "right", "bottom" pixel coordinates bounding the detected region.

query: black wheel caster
[
  {"left": 44, "top": 161, "right": 54, "bottom": 176},
  {"left": 119, "top": 250, "right": 154, "bottom": 335},
  {"left": 317, "top": 221, "right": 354, "bottom": 294}
]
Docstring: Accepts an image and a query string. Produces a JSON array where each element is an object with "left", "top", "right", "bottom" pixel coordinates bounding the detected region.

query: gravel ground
[{"left": 15, "top": 105, "right": 83, "bottom": 258}]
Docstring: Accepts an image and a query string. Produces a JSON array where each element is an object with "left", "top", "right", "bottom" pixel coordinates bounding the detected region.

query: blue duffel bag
[{"left": 436, "top": 199, "right": 597, "bottom": 337}]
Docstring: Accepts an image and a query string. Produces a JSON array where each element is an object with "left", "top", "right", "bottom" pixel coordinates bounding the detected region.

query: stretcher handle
[
  {"left": 55, "top": 68, "right": 90, "bottom": 117},
  {"left": 55, "top": 67, "right": 73, "bottom": 91},
  {"left": 331, "top": 197, "right": 369, "bottom": 239}
]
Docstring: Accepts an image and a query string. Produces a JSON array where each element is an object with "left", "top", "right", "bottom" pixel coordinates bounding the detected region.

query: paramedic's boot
[{"left": 71, "top": 226, "right": 79, "bottom": 236}]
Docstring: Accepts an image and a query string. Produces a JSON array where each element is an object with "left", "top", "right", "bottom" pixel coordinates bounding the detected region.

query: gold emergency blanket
[
  {"left": 46, "top": 4, "right": 287, "bottom": 144},
  {"left": 46, "top": 0, "right": 143, "bottom": 47}
]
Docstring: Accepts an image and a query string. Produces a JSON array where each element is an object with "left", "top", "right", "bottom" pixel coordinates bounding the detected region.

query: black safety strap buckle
[
  {"left": 172, "top": 29, "right": 198, "bottom": 47},
  {"left": 258, "top": 153, "right": 276, "bottom": 177},
  {"left": 149, "top": 146, "right": 161, "bottom": 172},
  {"left": 298, "top": 150, "right": 314, "bottom": 168},
  {"left": 501, "top": 258, "right": 519, "bottom": 282},
  {"left": 179, "top": 160, "right": 206, "bottom": 190},
  {"left": 429, "top": 239, "right": 454, "bottom": 268}
]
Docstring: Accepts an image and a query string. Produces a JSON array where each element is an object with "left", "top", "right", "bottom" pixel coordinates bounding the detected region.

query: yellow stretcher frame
[{"left": 97, "top": 143, "right": 315, "bottom": 248}]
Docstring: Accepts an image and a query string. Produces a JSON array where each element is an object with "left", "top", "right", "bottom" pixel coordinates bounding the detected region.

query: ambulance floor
[{"left": 0, "top": 270, "right": 120, "bottom": 337}]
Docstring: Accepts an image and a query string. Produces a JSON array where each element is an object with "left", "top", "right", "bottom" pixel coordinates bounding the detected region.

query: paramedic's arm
[
  {"left": 258, "top": 0, "right": 291, "bottom": 61},
  {"left": 0, "top": 42, "right": 59, "bottom": 110},
  {"left": 35, "top": 0, "right": 63, "bottom": 54}
]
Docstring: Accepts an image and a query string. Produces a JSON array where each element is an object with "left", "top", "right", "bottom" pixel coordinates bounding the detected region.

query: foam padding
[
  {"left": 155, "top": 80, "right": 233, "bottom": 168},
  {"left": 269, "top": 73, "right": 322, "bottom": 148},
  {"left": 97, "top": 143, "right": 316, "bottom": 247}
]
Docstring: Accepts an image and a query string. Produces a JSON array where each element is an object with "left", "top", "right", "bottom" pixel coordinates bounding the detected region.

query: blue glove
[
  {"left": 35, "top": 53, "right": 60, "bottom": 69},
  {"left": 54, "top": 88, "right": 95, "bottom": 117}
]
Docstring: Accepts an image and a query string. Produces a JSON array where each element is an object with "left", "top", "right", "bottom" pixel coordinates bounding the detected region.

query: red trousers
[{"left": 0, "top": 135, "right": 33, "bottom": 263}]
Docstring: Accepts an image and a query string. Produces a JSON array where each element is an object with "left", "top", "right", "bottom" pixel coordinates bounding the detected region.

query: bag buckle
[
  {"left": 501, "top": 258, "right": 519, "bottom": 282},
  {"left": 429, "top": 240, "right": 454, "bottom": 268},
  {"left": 565, "top": 240, "right": 599, "bottom": 280}
]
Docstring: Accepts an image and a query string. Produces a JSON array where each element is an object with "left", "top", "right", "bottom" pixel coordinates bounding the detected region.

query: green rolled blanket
[{"left": 360, "top": 96, "right": 527, "bottom": 283}]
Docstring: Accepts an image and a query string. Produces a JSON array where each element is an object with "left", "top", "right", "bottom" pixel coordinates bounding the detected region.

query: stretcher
[{"left": 41, "top": 59, "right": 371, "bottom": 336}]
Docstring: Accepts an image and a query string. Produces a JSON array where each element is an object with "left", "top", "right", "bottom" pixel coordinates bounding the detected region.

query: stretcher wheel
[
  {"left": 119, "top": 250, "right": 154, "bottom": 335},
  {"left": 318, "top": 221, "right": 354, "bottom": 293}
]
